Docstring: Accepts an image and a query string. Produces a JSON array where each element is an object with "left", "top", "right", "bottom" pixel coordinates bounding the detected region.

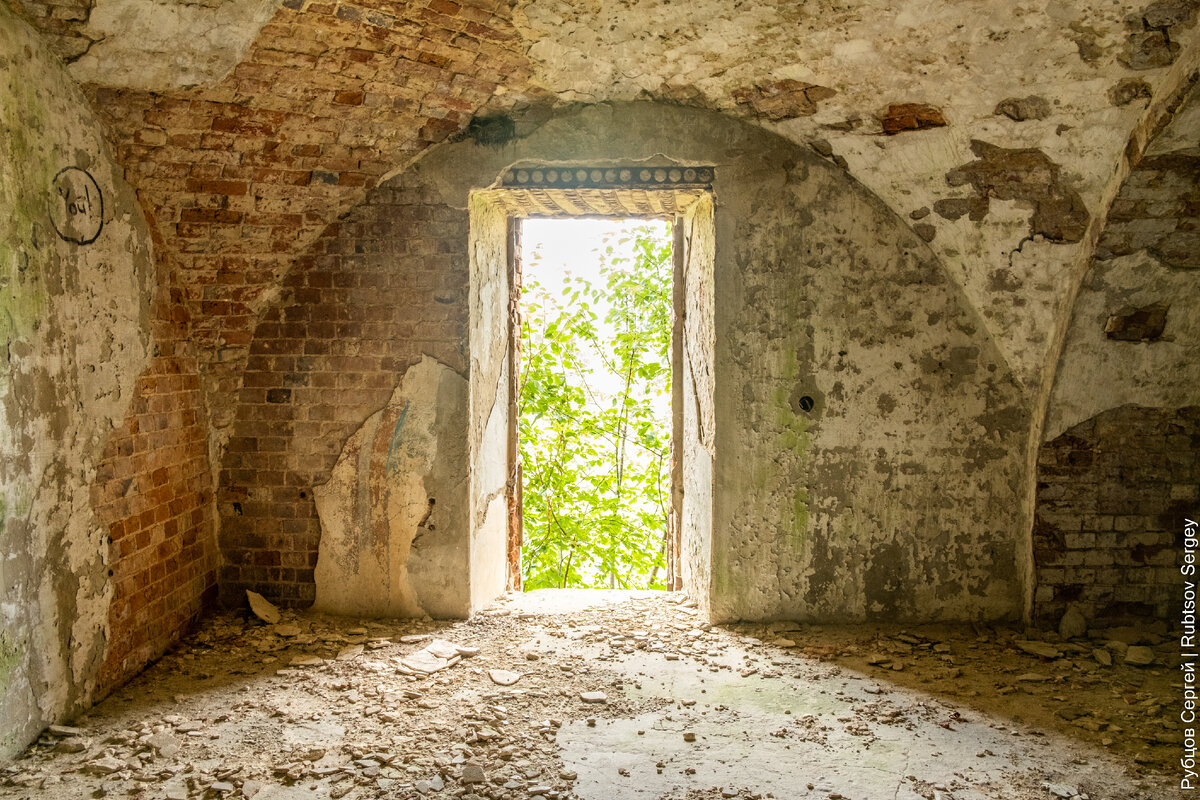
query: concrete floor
[{"left": 0, "top": 592, "right": 1181, "bottom": 800}]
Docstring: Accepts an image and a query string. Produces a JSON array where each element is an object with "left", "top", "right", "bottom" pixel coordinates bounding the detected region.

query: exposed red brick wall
[
  {"left": 1034, "top": 405, "right": 1199, "bottom": 626},
  {"left": 83, "top": 0, "right": 538, "bottom": 439},
  {"left": 217, "top": 178, "right": 467, "bottom": 606},
  {"left": 91, "top": 348, "right": 218, "bottom": 693}
]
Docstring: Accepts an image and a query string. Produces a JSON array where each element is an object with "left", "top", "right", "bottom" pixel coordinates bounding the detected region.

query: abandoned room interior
[{"left": 1, "top": 0, "right": 1198, "bottom": 797}]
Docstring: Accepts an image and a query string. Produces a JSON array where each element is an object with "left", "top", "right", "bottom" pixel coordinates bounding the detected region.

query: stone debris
[
  {"left": 402, "top": 647, "right": 460, "bottom": 674},
  {"left": 1013, "top": 640, "right": 1060, "bottom": 659},
  {"left": 336, "top": 644, "right": 364, "bottom": 661},
  {"left": 488, "top": 669, "right": 522, "bottom": 686},
  {"left": 1123, "top": 645, "right": 1155, "bottom": 666},
  {"left": 1058, "top": 606, "right": 1087, "bottom": 640},
  {"left": 460, "top": 763, "right": 486, "bottom": 784},
  {"left": 82, "top": 755, "right": 124, "bottom": 775},
  {"left": 0, "top": 596, "right": 1180, "bottom": 800},
  {"left": 45, "top": 725, "right": 83, "bottom": 737},
  {"left": 246, "top": 590, "right": 282, "bottom": 624},
  {"left": 290, "top": 655, "right": 325, "bottom": 667}
]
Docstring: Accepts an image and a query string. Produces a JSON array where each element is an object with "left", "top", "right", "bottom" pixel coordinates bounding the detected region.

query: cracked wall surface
[
  {"left": 0, "top": 4, "right": 155, "bottom": 757},
  {"left": 225, "top": 103, "right": 1031, "bottom": 622},
  {"left": 313, "top": 355, "right": 468, "bottom": 618},
  {"left": 0, "top": 0, "right": 1191, "bottom": 472}
]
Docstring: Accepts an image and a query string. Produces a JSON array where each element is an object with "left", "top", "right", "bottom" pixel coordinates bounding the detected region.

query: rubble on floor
[{"left": 0, "top": 593, "right": 1181, "bottom": 799}]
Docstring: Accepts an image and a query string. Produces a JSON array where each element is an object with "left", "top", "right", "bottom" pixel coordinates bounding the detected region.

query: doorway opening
[
  {"left": 466, "top": 174, "right": 714, "bottom": 612},
  {"left": 516, "top": 218, "right": 674, "bottom": 591}
]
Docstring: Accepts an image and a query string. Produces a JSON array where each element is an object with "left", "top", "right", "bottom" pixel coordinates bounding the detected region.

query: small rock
[
  {"left": 247, "top": 590, "right": 282, "bottom": 624},
  {"left": 55, "top": 738, "right": 87, "bottom": 754},
  {"left": 559, "top": 769, "right": 578, "bottom": 781},
  {"left": 46, "top": 725, "right": 84, "bottom": 737},
  {"left": 427, "top": 639, "right": 473, "bottom": 659},
  {"left": 994, "top": 95, "right": 1051, "bottom": 121},
  {"left": 1124, "top": 646, "right": 1156, "bottom": 666},
  {"left": 1059, "top": 606, "right": 1087, "bottom": 640},
  {"left": 211, "top": 782, "right": 235, "bottom": 793},
  {"left": 146, "top": 732, "right": 180, "bottom": 758},
  {"left": 274, "top": 624, "right": 302, "bottom": 637},
  {"left": 488, "top": 669, "right": 522, "bottom": 686},
  {"left": 580, "top": 691, "right": 608, "bottom": 704},
  {"left": 83, "top": 755, "right": 125, "bottom": 776},
  {"left": 1042, "top": 782, "right": 1079, "bottom": 798},
  {"left": 1014, "top": 640, "right": 1060, "bottom": 659},
  {"left": 461, "top": 763, "right": 486, "bottom": 784},
  {"left": 683, "top": 732, "right": 696, "bottom": 742},
  {"left": 1092, "top": 648, "right": 1112, "bottom": 667},
  {"left": 336, "top": 645, "right": 364, "bottom": 661}
]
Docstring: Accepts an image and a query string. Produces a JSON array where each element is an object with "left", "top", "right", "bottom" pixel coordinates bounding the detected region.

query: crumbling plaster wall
[
  {"left": 289, "top": 102, "right": 1029, "bottom": 622},
  {"left": 514, "top": 0, "right": 1200, "bottom": 393},
  {"left": 1033, "top": 81, "right": 1200, "bottom": 625},
  {"left": 0, "top": 5, "right": 154, "bottom": 756},
  {"left": 312, "top": 356, "right": 469, "bottom": 618},
  {"left": 9, "top": 0, "right": 1193, "bottom": 494},
  {"left": 679, "top": 196, "right": 716, "bottom": 616},
  {"left": 466, "top": 195, "right": 511, "bottom": 610},
  {"left": 1046, "top": 81, "right": 1200, "bottom": 441}
]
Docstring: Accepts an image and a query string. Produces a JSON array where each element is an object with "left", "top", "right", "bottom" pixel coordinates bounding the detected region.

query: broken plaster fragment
[{"left": 246, "top": 590, "right": 281, "bottom": 625}]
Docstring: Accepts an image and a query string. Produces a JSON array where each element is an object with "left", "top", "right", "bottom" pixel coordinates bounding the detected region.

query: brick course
[
  {"left": 90, "top": 351, "right": 218, "bottom": 693},
  {"left": 1034, "top": 405, "right": 1200, "bottom": 625}
]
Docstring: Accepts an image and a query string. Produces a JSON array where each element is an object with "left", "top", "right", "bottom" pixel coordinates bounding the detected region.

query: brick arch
[
  {"left": 84, "top": 0, "right": 545, "bottom": 435},
  {"left": 221, "top": 102, "right": 1030, "bottom": 620}
]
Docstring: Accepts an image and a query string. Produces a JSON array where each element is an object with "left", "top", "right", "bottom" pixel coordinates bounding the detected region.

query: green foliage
[{"left": 520, "top": 223, "right": 673, "bottom": 590}]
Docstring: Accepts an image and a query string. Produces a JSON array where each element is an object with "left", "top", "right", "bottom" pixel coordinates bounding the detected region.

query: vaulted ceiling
[{"left": 6, "top": 0, "right": 1199, "bottom": 436}]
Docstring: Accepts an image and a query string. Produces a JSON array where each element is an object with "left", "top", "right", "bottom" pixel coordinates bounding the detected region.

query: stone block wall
[
  {"left": 1034, "top": 405, "right": 1200, "bottom": 625},
  {"left": 217, "top": 180, "right": 468, "bottom": 607}
]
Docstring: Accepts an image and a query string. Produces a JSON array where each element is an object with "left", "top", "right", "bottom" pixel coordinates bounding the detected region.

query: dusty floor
[{"left": 0, "top": 591, "right": 1185, "bottom": 800}]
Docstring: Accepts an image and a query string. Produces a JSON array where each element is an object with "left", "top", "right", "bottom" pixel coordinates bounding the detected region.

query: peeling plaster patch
[
  {"left": 1104, "top": 303, "right": 1169, "bottom": 340},
  {"left": 68, "top": 0, "right": 282, "bottom": 91},
  {"left": 943, "top": 140, "right": 1090, "bottom": 243},
  {"left": 312, "top": 356, "right": 468, "bottom": 619},
  {"left": 879, "top": 103, "right": 947, "bottom": 135},
  {"left": 1109, "top": 78, "right": 1154, "bottom": 106},
  {"left": 1119, "top": 0, "right": 1199, "bottom": 68},
  {"left": 732, "top": 80, "right": 836, "bottom": 121}
]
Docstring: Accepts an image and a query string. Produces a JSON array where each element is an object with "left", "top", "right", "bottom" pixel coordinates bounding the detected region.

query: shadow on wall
[
  {"left": 216, "top": 102, "right": 1030, "bottom": 625},
  {"left": 1035, "top": 407, "right": 1199, "bottom": 626}
]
